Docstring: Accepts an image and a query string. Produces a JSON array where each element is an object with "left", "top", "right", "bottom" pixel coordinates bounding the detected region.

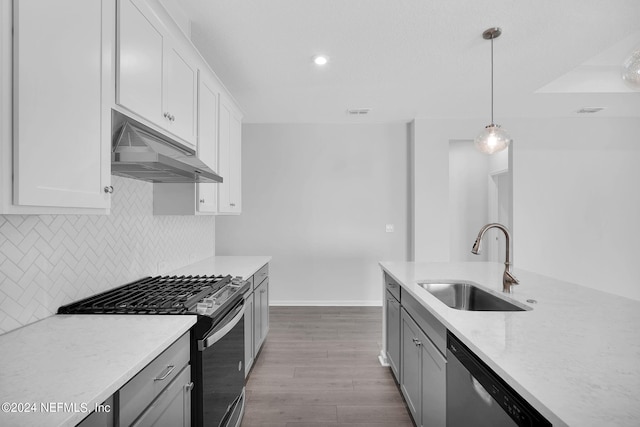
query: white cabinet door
[
  {"left": 117, "top": 0, "right": 163, "bottom": 127},
  {"left": 196, "top": 72, "right": 219, "bottom": 214},
  {"left": 12, "top": 0, "right": 111, "bottom": 209},
  {"left": 218, "top": 97, "right": 242, "bottom": 214},
  {"left": 165, "top": 45, "right": 197, "bottom": 144},
  {"left": 117, "top": 0, "right": 197, "bottom": 147}
]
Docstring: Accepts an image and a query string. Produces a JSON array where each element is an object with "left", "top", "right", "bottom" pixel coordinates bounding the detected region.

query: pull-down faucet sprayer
[{"left": 471, "top": 223, "right": 519, "bottom": 293}]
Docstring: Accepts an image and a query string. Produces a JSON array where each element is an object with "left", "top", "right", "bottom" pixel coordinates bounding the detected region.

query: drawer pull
[
  {"left": 184, "top": 382, "right": 194, "bottom": 392},
  {"left": 153, "top": 365, "right": 175, "bottom": 381}
]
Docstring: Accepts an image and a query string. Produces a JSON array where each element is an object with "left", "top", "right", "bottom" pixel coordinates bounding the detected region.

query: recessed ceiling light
[{"left": 313, "top": 55, "right": 329, "bottom": 66}]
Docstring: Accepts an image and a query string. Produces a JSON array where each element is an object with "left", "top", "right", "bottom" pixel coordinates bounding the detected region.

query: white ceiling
[{"left": 173, "top": 0, "right": 640, "bottom": 123}]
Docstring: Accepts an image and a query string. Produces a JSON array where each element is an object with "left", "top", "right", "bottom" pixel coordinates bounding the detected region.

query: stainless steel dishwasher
[{"left": 446, "top": 332, "right": 551, "bottom": 427}]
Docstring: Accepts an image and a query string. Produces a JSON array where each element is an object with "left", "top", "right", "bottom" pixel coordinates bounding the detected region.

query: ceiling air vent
[
  {"left": 347, "top": 108, "right": 371, "bottom": 116},
  {"left": 576, "top": 107, "right": 605, "bottom": 114}
]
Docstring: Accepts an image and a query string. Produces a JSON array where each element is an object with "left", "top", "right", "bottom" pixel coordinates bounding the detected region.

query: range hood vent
[{"left": 111, "top": 111, "right": 222, "bottom": 184}]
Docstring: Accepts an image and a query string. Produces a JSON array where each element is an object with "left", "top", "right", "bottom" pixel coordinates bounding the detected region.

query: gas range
[{"left": 58, "top": 274, "right": 248, "bottom": 333}]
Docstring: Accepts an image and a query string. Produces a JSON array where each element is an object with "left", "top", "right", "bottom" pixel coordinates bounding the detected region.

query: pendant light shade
[
  {"left": 475, "top": 27, "right": 511, "bottom": 155},
  {"left": 474, "top": 124, "right": 512, "bottom": 154},
  {"left": 621, "top": 48, "right": 640, "bottom": 90}
]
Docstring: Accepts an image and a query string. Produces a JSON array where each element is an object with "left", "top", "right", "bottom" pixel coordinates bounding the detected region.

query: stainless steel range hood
[{"left": 111, "top": 111, "right": 222, "bottom": 183}]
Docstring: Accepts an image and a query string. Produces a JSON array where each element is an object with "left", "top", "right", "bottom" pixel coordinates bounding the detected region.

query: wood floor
[{"left": 241, "top": 306, "right": 413, "bottom": 427}]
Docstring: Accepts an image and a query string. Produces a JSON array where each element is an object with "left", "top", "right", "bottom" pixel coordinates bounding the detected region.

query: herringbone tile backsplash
[{"left": 0, "top": 176, "right": 215, "bottom": 334}]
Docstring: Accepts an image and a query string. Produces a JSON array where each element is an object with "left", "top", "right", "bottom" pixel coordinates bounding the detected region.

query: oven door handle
[{"left": 198, "top": 301, "right": 245, "bottom": 351}]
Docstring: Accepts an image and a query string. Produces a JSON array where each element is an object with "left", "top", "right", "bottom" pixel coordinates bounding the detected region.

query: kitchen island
[{"left": 380, "top": 261, "right": 640, "bottom": 427}]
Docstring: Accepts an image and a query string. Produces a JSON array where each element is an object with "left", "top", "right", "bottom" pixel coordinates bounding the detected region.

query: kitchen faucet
[{"left": 471, "top": 223, "right": 519, "bottom": 293}]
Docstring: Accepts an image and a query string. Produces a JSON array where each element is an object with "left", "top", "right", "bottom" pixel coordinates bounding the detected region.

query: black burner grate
[{"left": 57, "top": 275, "right": 231, "bottom": 314}]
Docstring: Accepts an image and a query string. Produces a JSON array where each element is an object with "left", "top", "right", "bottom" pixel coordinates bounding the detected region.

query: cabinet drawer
[
  {"left": 119, "top": 332, "right": 190, "bottom": 426},
  {"left": 254, "top": 263, "right": 269, "bottom": 287},
  {"left": 402, "top": 290, "right": 446, "bottom": 356},
  {"left": 131, "top": 365, "right": 191, "bottom": 427},
  {"left": 384, "top": 272, "right": 400, "bottom": 301}
]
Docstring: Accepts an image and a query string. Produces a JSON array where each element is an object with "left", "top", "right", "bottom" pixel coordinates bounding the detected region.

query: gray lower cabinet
[
  {"left": 244, "top": 263, "right": 270, "bottom": 378},
  {"left": 76, "top": 332, "right": 191, "bottom": 427},
  {"left": 400, "top": 308, "right": 446, "bottom": 427},
  {"left": 130, "top": 365, "right": 191, "bottom": 427},
  {"left": 254, "top": 276, "right": 269, "bottom": 354},
  {"left": 118, "top": 332, "right": 192, "bottom": 427},
  {"left": 385, "top": 290, "right": 401, "bottom": 381}
]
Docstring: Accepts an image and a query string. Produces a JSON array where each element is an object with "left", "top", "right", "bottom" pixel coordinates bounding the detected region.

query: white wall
[
  {"left": 511, "top": 117, "right": 640, "bottom": 301},
  {"left": 411, "top": 118, "right": 481, "bottom": 261},
  {"left": 216, "top": 123, "right": 409, "bottom": 305},
  {"left": 449, "top": 140, "right": 490, "bottom": 261}
]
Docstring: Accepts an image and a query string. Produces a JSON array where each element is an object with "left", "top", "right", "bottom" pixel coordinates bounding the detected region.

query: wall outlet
[{"left": 386, "top": 224, "right": 395, "bottom": 233}]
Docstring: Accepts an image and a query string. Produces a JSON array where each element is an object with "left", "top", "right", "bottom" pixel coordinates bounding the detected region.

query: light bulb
[
  {"left": 313, "top": 55, "right": 329, "bottom": 66},
  {"left": 474, "top": 124, "right": 512, "bottom": 154},
  {"left": 621, "top": 49, "right": 640, "bottom": 90}
]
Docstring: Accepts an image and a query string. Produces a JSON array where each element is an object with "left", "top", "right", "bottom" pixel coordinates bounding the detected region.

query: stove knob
[{"left": 196, "top": 303, "right": 209, "bottom": 314}]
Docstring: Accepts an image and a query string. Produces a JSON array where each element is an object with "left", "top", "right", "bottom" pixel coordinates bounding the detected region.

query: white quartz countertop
[
  {"left": 380, "top": 261, "right": 640, "bottom": 427},
  {"left": 169, "top": 255, "right": 271, "bottom": 279},
  {"left": 0, "top": 314, "right": 195, "bottom": 427}
]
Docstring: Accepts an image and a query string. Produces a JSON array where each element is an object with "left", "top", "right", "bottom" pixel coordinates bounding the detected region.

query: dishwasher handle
[{"left": 198, "top": 300, "right": 244, "bottom": 351}]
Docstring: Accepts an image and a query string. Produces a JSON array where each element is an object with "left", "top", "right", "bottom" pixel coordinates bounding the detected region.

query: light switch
[{"left": 386, "top": 224, "right": 394, "bottom": 233}]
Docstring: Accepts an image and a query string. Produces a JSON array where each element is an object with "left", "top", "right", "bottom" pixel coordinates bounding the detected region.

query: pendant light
[
  {"left": 621, "top": 48, "right": 640, "bottom": 90},
  {"left": 474, "top": 27, "right": 512, "bottom": 155}
]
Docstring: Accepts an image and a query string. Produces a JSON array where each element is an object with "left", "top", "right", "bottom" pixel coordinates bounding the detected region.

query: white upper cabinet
[
  {"left": 117, "top": 0, "right": 197, "bottom": 147},
  {"left": 196, "top": 72, "right": 220, "bottom": 214},
  {"left": 218, "top": 95, "right": 242, "bottom": 214},
  {"left": 4, "top": 0, "right": 113, "bottom": 213},
  {"left": 165, "top": 46, "right": 197, "bottom": 144},
  {"left": 117, "top": 0, "right": 163, "bottom": 126}
]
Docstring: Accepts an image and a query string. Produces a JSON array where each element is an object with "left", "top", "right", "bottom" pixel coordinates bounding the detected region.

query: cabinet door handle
[
  {"left": 412, "top": 338, "right": 422, "bottom": 346},
  {"left": 103, "top": 186, "right": 114, "bottom": 194},
  {"left": 153, "top": 365, "right": 175, "bottom": 381},
  {"left": 170, "top": 114, "right": 176, "bottom": 122},
  {"left": 200, "top": 199, "right": 205, "bottom": 203},
  {"left": 164, "top": 112, "right": 171, "bottom": 119},
  {"left": 184, "top": 381, "right": 194, "bottom": 392},
  {"left": 230, "top": 203, "right": 236, "bottom": 207}
]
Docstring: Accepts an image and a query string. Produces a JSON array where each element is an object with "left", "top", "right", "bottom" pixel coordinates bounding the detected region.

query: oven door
[{"left": 195, "top": 299, "right": 245, "bottom": 427}]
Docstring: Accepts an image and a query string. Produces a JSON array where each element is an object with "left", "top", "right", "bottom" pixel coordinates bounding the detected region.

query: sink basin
[{"left": 418, "top": 281, "right": 528, "bottom": 311}]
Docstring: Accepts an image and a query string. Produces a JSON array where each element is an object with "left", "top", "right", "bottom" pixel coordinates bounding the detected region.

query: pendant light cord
[{"left": 490, "top": 35, "right": 494, "bottom": 125}]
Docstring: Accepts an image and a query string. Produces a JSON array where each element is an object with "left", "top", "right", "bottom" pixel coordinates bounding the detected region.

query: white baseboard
[{"left": 270, "top": 300, "right": 382, "bottom": 307}]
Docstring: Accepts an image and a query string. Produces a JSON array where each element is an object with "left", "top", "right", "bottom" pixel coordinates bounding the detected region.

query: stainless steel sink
[{"left": 418, "top": 281, "right": 529, "bottom": 311}]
